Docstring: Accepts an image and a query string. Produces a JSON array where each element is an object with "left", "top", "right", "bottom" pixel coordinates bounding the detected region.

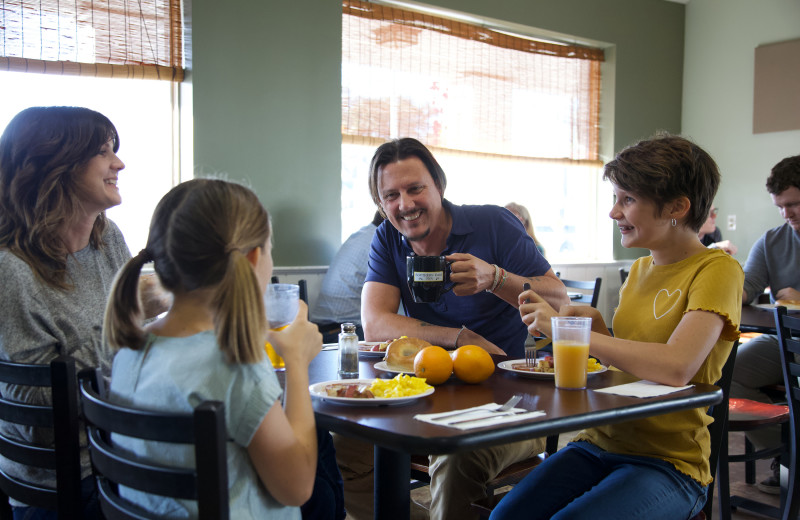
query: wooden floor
[{"left": 404, "top": 430, "right": 784, "bottom": 519}]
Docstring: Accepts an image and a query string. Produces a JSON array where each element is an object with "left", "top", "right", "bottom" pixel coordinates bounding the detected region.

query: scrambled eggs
[{"left": 370, "top": 374, "right": 432, "bottom": 398}]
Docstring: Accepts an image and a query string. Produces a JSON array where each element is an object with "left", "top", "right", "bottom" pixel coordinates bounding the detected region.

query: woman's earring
[{"left": 671, "top": 218, "right": 677, "bottom": 227}]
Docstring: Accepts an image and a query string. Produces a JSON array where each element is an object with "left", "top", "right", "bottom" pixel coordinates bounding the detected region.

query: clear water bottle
[{"left": 338, "top": 322, "right": 359, "bottom": 379}]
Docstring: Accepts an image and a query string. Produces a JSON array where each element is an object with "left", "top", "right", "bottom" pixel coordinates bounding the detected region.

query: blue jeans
[
  {"left": 13, "top": 475, "right": 100, "bottom": 520},
  {"left": 490, "top": 441, "right": 707, "bottom": 520}
]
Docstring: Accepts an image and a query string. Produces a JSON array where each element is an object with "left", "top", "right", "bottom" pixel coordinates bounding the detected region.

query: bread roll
[{"left": 383, "top": 337, "right": 432, "bottom": 371}]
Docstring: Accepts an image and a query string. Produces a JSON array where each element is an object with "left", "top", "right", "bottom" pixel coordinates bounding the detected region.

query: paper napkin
[
  {"left": 594, "top": 380, "right": 693, "bottom": 398},
  {"left": 414, "top": 403, "right": 546, "bottom": 430}
]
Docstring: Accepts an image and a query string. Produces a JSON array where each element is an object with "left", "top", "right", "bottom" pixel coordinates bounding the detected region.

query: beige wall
[{"left": 682, "top": 0, "right": 800, "bottom": 263}]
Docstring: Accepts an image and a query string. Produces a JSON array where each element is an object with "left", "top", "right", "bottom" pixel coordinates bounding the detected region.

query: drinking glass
[
  {"left": 551, "top": 316, "right": 592, "bottom": 389},
  {"left": 264, "top": 284, "right": 300, "bottom": 370}
]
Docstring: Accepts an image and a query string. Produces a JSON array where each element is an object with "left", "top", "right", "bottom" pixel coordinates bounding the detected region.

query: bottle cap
[{"left": 341, "top": 322, "right": 357, "bottom": 333}]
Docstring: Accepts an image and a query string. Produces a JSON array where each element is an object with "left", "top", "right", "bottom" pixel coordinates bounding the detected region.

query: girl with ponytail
[{"left": 104, "top": 178, "right": 323, "bottom": 517}]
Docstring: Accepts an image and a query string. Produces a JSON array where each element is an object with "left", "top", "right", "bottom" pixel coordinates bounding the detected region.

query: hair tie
[
  {"left": 225, "top": 244, "right": 242, "bottom": 255},
  {"left": 137, "top": 248, "right": 151, "bottom": 262}
]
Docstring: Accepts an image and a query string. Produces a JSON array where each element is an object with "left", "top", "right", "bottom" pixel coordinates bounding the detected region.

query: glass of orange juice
[
  {"left": 264, "top": 283, "right": 299, "bottom": 370},
  {"left": 551, "top": 317, "right": 592, "bottom": 389}
]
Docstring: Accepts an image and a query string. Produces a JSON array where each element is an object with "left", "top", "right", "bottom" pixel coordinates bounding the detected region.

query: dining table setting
[{"left": 280, "top": 341, "right": 724, "bottom": 520}]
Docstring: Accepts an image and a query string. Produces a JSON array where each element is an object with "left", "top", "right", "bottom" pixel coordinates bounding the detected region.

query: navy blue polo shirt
[{"left": 366, "top": 199, "right": 551, "bottom": 358}]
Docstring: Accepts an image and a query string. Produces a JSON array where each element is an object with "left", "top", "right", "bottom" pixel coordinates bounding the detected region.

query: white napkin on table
[
  {"left": 594, "top": 380, "right": 693, "bottom": 398},
  {"left": 414, "top": 403, "right": 546, "bottom": 430}
]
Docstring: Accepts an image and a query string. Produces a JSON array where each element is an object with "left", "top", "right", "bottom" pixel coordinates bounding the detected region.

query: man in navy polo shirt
[{"left": 334, "top": 138, "right": 568, "bottom": 520}]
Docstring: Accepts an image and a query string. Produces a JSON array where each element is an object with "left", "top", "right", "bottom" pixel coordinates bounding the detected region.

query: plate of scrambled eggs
[{"left": 309, "top": 374, "right": 434, "bottom": 406}]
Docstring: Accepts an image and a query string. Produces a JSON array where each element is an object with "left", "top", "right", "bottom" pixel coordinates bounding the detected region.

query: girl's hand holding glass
[{"left": 265, "top": 301, "right": 322, "bottom": 369}]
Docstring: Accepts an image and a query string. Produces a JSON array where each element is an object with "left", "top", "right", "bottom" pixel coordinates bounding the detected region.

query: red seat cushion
[{"left": 728, "top": 398, "right": 790, "bottom": 430}]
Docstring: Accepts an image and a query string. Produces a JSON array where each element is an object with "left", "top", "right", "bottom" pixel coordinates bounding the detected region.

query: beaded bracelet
[
  {"left": 486, "top": 264, "right": 501, "bottom": 293},
  {"left": 454, "top": 325, "right": 467, "bottom": 349},
  {"left": 494, "top": 268, "right": 509, "bottom": 293}
]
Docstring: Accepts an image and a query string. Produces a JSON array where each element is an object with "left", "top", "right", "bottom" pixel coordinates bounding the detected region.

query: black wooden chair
[
  {"left": 619, "top": 267, "right": 629, "bottom": 284},
  {"left": 0, "top": 356, "right": 82, "bottom": 519},
  {"left": 560, "top": 276, "right": 602, "bottom": 308},
  {"left": 773, "top": 306, "right": 800, "bottom": 520},
  {"left": 78, "top": 369, "right": 229, "bottom": 520}
]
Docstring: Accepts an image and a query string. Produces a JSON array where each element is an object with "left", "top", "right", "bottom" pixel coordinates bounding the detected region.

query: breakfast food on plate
[
  {"left": 322, "top": 375, "right": 432, "bottom": 399},
  {"left": 384, "top": 336, "right": 432, "bottom": 371},
  {"left": 370, "top": 374, "right": 432, "bottom": 398},
  {"left": 325, "top": 383, "right": 375, "bottom": 398},
  {"left": 776, "top": 299, "right": 800, "bottom": 309},
  {"left": 359, "top": 340, "right": 390, "bottom": 352},
  {"left": 510, "top": 356, "right": 603, "bottom": 374}
]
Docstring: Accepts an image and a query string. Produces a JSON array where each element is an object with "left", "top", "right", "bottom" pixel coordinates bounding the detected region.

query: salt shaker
[{"left": 338, "top": 322, "right": 359, "bottom": 379}]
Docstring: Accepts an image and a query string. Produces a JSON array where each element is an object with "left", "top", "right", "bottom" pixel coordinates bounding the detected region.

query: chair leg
[
  {"left": 718, "top": 432, "right": 733, "bottom": 520},
  {"left": 744, "top": 437, "right": 756, "bottom": 484}
]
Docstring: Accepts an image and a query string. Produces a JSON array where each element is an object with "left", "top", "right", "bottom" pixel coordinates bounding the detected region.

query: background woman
[
  {"left": 492, "top": 135, "right": 743, "bottom": 519},
  {"left": 0, "top": 106, "right": 137, "bottom": 519},
  {"left": 505, "top": 202, "right": 546, "bottom": 257},
  {"left": 104, "top": 179, "right": 322, "bottom": 517}
]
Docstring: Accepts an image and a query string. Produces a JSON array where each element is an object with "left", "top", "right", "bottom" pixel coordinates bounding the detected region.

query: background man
[{"left": 735, "top": 154, "right": 800, "bottom": 494}]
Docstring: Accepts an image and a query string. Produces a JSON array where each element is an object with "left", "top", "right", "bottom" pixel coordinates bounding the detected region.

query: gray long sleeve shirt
[
  {"left": 742, "top": 223, "right": 800, "bottom": 304},
  {"left": 0, "top": 221, "right": 130, "bottom": 495}
]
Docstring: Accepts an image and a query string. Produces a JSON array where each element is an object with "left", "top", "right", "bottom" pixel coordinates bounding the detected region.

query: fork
[
  {"left": 522, "top": 282, "right": 538, "bottom": 368},
  {"left": 431, "top": 394, "right": 523, "bottom": 422}
]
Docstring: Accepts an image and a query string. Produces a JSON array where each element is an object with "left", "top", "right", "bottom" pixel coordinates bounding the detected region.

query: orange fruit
[
  {"left": 413, "top": 346, "right": 453, "bottom": 385},
  {"left": 451, "top": 345, "right": 495, "bottom": 384}
]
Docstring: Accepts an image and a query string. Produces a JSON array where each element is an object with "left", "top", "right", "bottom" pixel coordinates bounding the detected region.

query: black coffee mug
[{"left": 406, "top": 255, "right": 455, "bottom": 303}]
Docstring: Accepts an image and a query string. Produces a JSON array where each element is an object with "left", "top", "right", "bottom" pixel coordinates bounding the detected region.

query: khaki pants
[{"left": 333, "top": 434, "right": 545, "bottom": 520}]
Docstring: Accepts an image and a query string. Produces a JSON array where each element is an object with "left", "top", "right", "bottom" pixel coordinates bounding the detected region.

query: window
[
  {"left": 341, "top": 0, "right": 610, "bottom": 262},
  {"left": 0, "top": 0, "right": 186, "bottom": 253}
]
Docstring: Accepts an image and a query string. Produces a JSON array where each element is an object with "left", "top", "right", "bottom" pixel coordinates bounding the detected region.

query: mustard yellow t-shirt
[{"left": 575, "top": 248, "right": 743, "bottom": 485}]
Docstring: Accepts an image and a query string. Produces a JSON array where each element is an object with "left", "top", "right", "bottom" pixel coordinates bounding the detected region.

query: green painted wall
[
  {"left": 682, "top": 0, "right": 800, "bottom": 265},
  {"left": 191, "top": 0, "right": 686, "bottom": 265}
]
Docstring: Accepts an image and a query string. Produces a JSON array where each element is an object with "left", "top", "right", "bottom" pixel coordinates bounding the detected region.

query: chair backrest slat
[
  {"left": 78, "top": 369, "right": 230, "bottom": 519},
  {"left": 772, "top": 306, "right": 800, "bottom": 520},
  {"left": 0, "top": 356, "right": 81, "bottom": 517}
]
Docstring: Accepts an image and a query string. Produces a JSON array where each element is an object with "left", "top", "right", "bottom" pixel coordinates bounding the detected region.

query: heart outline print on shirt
[{"left": 654, "top": 288, "right": 682, "bottom": 320}]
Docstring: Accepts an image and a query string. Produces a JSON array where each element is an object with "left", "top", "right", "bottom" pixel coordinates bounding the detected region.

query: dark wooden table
[
  {"left": 741, "top": 304, "right": 779, "bottom": 333},
  {"left": 297, "top": 350, "right": 722, "bottom": 520}
]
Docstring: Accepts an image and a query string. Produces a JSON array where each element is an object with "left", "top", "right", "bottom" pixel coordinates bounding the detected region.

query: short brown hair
[
  {"left": 603, "top": 134, "right": 720, "bottom": 232},
  {"left": 766, "top": 155, "right": 800, "bottom": 196},
  {"left": 368, "top": 138, "right": 446, "bottom": 215},
  {"left": 104, "top": 179, "right": 270, "bottom": 364}
]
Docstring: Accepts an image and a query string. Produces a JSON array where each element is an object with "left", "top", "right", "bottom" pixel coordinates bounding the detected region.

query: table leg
[{"left": 374, "top": 445, "right": 411, "bottom": 520}]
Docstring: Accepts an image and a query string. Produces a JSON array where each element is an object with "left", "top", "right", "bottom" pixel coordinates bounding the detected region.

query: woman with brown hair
[{"left": 0, "top": 106, "right": 133, "bottom": 518}]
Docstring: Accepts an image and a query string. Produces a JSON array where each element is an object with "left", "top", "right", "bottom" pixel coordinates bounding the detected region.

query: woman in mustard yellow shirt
[{"left": 493, "top": 134, "right": 743, "bottom": 520}]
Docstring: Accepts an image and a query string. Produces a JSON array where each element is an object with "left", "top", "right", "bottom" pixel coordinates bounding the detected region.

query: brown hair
[
  {"left": 603, "top": 133, "right": 720, "bottom": 232},
  {"left": 766, "top": 155, "right": 800, "bottom": 196},
  {"left": 104, "top": 179, "right": 270, "bottom": 364},
  {"left": 368, "top": 138, "right": 446, "bottom": 217},
  {"left": 0, "top": 106, "right": 119, "bottom": 289}
]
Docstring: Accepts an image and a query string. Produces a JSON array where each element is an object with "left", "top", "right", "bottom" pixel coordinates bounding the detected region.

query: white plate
[
  {"left": 497, "top": 359, "right": 608, "bottom": 380},
  {"left": 753, "top": 302, "right": 800, "bottom": 312},
  {"left": 309, "top": 379, "right": 434, "bottom": 406},
  {"left": 321, "top": 341, "right": 389, "bottom": 357},
  {"left": 373, "top": 360, "right": 416, "bottom": 375}
]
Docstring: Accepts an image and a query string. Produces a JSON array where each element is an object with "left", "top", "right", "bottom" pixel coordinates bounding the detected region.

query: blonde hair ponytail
[
  {"left": 103, "top": 249, "right": 150, "bottom": 350},
  {"left": 213, "top": 249, "right": 267, "bottom": 364}
]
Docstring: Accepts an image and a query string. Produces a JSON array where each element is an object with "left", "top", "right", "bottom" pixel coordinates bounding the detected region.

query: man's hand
[
  {"left": 446, "top": 253, "right": 495, "bottom": 295},
  {"left": 518, "top": 289, "right": 559, "bottom": 337},
  {"left": 711, "top": 240, "right": 738, "bottom": 255},
  {"left": 457, "top": 327, "right": 506, "bottom": 355},
  {"left": 774, "top": 287, "right": 800, "bottom": 302}
]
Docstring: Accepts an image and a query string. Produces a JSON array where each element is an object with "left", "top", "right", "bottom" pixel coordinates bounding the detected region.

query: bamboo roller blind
[
  {"left": 342, "top": 0, "right": 603, "bottom": 161},
  {"left": 0, "top": 0, "right": 184, "bottom": 81}
]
